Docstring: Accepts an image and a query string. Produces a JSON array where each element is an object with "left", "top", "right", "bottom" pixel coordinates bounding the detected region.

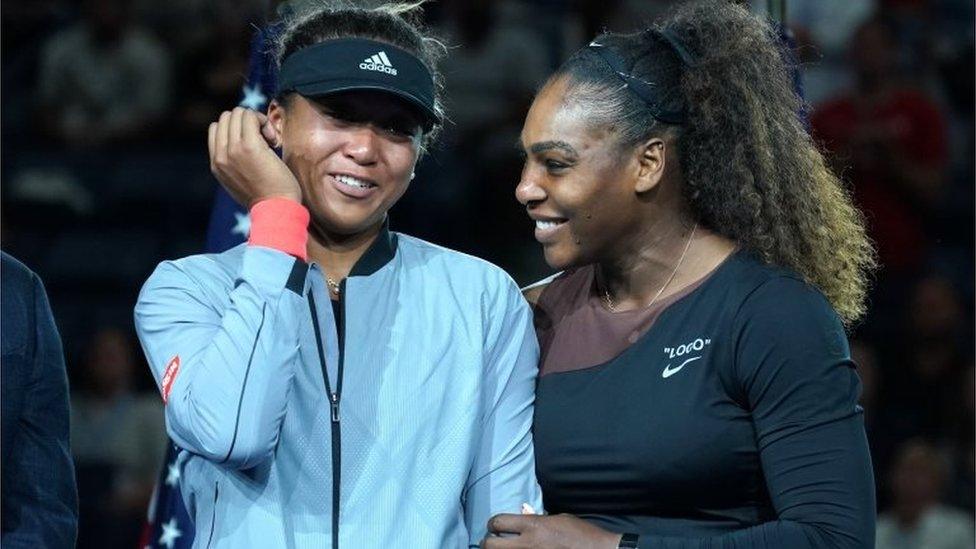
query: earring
[{"left": 410, "top": 172, "right": 416, "bottom": 180}]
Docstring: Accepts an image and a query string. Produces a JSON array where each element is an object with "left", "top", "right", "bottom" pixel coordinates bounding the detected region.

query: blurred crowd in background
[{"left": 1, "top": 0, "right": 973, "bottom": 547}]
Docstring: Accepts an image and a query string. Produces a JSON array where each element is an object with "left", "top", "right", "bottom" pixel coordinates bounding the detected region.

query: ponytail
[
  {"left": 550, "top": 0, "right": 875, "bottom": 325},
  {"left": 664, "top": 1, "right": 875, "bottom": 325}
]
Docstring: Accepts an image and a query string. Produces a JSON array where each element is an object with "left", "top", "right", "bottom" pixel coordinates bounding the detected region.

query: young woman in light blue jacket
[{"left": 135, "top": 3, "right": 542, "bottom": 547}]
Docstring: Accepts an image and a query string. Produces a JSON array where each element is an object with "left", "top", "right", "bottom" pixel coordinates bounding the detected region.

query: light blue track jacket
[{"left": 134, "top": 225, "right": 543, "bottom": 548}]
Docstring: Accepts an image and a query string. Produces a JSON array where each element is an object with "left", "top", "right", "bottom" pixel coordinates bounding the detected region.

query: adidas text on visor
[{"left": 277, "top": 37, "right": 438, "bottom": 131}]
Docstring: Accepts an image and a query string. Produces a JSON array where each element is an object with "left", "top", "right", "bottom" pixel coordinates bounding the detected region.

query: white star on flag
[
  {"left": 239, "top": 84, "right": 267, "bottom": 111},
  {"left": 165, "top": 462, "right": 180, "bottom": 487},
  {"left": 158, "top": 517, "right": 182, "bottom": 549},
  {"left": 232, "top": 212, "right": 251, "bottom": 237}
]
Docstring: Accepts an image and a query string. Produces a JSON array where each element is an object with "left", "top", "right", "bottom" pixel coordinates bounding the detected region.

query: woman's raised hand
[{"left": 208, "top": 107, "right": 302, "bottom": 208}]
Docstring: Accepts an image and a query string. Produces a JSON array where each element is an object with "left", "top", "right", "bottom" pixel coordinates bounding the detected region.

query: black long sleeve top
[{"left": 531, "top": 250, "right": 876, "bottom": 548}]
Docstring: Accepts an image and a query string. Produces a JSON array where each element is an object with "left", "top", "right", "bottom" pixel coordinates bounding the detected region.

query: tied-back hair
[
  {"left": 273, "top": 1, "right": 447, "bottom": 147},
  {"left": 553, "top": 0, "right": 876, "bottom": 325}
]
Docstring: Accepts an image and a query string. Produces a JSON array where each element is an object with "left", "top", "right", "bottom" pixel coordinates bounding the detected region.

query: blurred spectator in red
[
  {"left": 70, "top": 326, "right": 165, "bottom": 549},
  {"left": 876, "top": 439, "right": 974, "bottom": 549},
  {"left": 811, "top": 16, "right": 947, "bottom": 278},
  {"left": 36, "top": 0, "right": 171, "bottom": 150}
]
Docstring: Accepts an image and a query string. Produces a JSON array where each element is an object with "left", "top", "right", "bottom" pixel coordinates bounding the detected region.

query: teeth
[
  {"left": 335, "top": 175, "right": 374, "bottom": 189},
  {"left": 536, "top": 220, "right": 564, "bottom": 230}
]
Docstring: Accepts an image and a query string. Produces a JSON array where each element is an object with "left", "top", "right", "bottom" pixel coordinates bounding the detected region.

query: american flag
[{"left": 138, "top": 20, "right": 281, "bottom": 549}]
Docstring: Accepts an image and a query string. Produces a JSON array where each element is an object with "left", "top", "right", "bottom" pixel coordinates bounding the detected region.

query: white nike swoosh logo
[{"left": 662, "top": 356, "right": 702, "bottom": 379}]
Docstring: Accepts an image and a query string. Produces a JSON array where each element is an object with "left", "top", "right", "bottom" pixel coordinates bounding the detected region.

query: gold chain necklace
[
  {"left": 326, "top": 277, "right": 342, "bottom": 296},
  {"left": 602, "top": 222, "right": 697, "bottom": 312}
]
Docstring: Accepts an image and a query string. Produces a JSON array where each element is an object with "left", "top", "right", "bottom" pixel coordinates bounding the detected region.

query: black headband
[
  {"left": 658, "top": 29, "right": 697, "bottom": 67},
  {"left": 278, "top": 37, "right": 438, "bottom": 130},
  {"left": 587, "top": 29, "right": 693, "bottom": 125}
]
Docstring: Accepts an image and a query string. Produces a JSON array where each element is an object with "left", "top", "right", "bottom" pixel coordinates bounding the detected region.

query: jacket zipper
[
  {"left": 205, "top": 481, "right": 219, "bottom": 549},
  {"left": 308, "top": 288, "right": 345, "bottom": 549}
]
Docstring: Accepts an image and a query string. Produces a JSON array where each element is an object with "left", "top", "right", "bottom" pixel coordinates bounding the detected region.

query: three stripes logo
[{"left": 360, "top": 51, "right": 397, "bottom": 75}]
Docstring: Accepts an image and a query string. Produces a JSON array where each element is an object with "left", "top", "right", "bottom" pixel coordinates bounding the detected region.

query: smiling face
[
  {"left": 516, "top": 77, "right": 664, "bottom": 270},
  {"left": 269, "top": 90, "right": 423, "bottom": 238}
]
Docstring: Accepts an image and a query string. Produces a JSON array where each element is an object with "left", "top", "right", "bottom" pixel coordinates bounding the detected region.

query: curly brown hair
[{"left": 553, "top": 0, "right": 876, "bottom": 325}]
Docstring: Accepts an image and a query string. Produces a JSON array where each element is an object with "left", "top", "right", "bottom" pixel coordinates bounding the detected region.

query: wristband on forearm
[{"left": 248, "top": 197, "right": 310, "bottom": 261}]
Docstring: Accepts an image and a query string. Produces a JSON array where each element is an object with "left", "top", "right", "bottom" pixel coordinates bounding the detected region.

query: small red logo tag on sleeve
[{"left": 161, "top": 355, "right": 181, "bottom": 404}]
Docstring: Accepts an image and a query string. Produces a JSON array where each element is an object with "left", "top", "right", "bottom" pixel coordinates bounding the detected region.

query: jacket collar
[{"left": 348, "top": 217, "right": 397, "bottom": 277}]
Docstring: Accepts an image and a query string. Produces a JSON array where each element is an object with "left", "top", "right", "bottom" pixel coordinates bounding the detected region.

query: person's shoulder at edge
[
  {"left": 1, "top": 252, "right": 37, "bottom": 353},
  {"left": 1, "top": 251, "right": 34, "bottom": 286}
]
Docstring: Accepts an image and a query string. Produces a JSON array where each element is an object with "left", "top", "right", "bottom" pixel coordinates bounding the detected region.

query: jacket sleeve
[
  {"left": 1, "top": 273, "right": 78, "bottom": 549},
  {"left": 464, "top": 279, "right": 544, "bottom": 547},
  {"left": 636, "top": 277, "right": 876, "bottom": 549},
  {"left": 134, "top": 246, "right": 308, "bottom": 469}
]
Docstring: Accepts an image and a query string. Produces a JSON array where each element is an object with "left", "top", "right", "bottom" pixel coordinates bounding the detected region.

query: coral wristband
[{"left": 248, "top": 197, "right": 310, "bottom": 261}]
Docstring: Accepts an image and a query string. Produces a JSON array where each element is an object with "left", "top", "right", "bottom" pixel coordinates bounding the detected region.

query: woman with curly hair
[{"left": 483, "top": 1, "right": 877, "bottom": 548}]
